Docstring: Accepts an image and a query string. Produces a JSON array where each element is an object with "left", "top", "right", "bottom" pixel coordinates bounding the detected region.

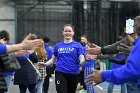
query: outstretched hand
[
  {"left": 86, "top": 70, "right": 103, "bottom": 85},
  {"left": 21, "top": 34, "right": 44, "bottom": 50},
  {"left": 37, "top": 62, "right": 46, "bottom": 68}
]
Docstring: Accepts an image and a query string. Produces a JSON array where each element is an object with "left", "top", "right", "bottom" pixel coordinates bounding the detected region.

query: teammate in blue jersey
[
  {"left": 86, "top": 15, "right": 140, "bottom": 90},
  {"left": 38, "top": 24, "right": 87, "bottom": 93}
]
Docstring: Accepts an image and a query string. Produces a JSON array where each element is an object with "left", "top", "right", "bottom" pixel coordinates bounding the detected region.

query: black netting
[{"left": 16, "top": 1, "right": 140, "bottom": 46}]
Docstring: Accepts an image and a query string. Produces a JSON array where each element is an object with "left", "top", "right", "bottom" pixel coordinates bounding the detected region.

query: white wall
[{"left": 0, "top": 2, "right": 16, "bottom": 43}]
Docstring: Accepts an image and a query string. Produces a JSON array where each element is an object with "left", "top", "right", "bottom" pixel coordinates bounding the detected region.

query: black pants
[
  {"left": 19, "top": 84, "right": 36, "bottom": 93},
  {"left": 43, "top": 67, "right": 52, "bottom": 93},
  {"left": 55, "top": 71, "right": 79, "bottom": 93},
  {"left": 79, "top": 70, "right": 87, "bottom": 90},
  {"left": 43, "top": 65, "right": 56, "bottom": 93}
]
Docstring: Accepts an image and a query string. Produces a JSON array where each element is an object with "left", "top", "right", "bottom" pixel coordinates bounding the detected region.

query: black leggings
[
  {"left": 79, "top": 70, "right": 87, "bottom": 90},
  {"left": 19, "top": 84, "right": 36, "bottom": 93},
  {"left": 43, "top": 65, "right": 56, "bottom": 93},
  {"left": 43, "top": 67, "right": 52, "bottom": 93},
  {"left": 55, "top": 71, "right": 79, "bottom": 93}
]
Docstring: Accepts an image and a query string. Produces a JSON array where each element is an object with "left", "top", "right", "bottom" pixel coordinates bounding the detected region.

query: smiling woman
[{"left": 37, "top": 24, "right": 87, "bottom": 93}]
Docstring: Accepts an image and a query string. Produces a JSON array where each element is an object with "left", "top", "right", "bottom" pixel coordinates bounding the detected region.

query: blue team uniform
[{"left": 53, "top": 41, "right": 84, "bottom": 75}]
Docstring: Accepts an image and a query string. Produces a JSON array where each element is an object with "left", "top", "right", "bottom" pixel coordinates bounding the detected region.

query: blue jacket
[
  {"left": 0, "top": 45, "right": 6, "bottom": 55},
  {"left": 102, "top": 36, "right": 140, "bottom": 89},
  {"left": 14, "top": 53, "right": 38, "bottom": 85}
]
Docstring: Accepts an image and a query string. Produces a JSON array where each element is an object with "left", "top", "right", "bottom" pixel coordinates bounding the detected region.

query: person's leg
[
  {"left": 81, "top": 69, "right": 87, "bottom": 90},
  {"left": 19, "top": 85, "right": 27, "bottom": 93},
  {"left": 43, "top": 76, "right": 49, "bottom": 93},
  {"left": 107, "top": 82, "right": 114, "bottom": 93},
  {"left": 4, "top": 75, "right": 14, "bottom": 93},
  {"left": 43, "top": 67, "right": 51, "bottom": 93},
  {"left": 77, "top": 69, "right": 85, "bottom": 90},
  {"left": 55, "top": 72, "right": 67, "bottom": 93},
  {"left": 50, "top": 64, "right": 56, "bottom": 75},
  {"left": 84, "top": 68, "right": 95, "bottom": 93},
  {"left": 28, "top": 84, "right": 36, "bottom": 93},
  {"left": 121, "top": 84, "right": 126, "bottom": 93},
  {"left": 67, "top": 74, "right": 79, "bottom": 93},
  {"left": 36, "top": 79, "right": 44, "bottom": 93}
]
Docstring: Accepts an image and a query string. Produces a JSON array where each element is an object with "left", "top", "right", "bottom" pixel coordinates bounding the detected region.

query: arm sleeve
[
  {"left": 101, "top": 37, "right": 129, "bottom": 54},
  {"left": 0, "top": 45, "right": 7, "bottom": 55}
]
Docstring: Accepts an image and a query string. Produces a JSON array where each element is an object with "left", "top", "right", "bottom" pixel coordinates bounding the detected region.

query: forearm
[
  {"left": 45, "top": 56, "right": 56, "bottom": 66},
  {"left": 6, "top": 44, "right": 23, "bottom": 54},
  {"left": 102, "top": 37, "right": 129, "bottom": 54}
]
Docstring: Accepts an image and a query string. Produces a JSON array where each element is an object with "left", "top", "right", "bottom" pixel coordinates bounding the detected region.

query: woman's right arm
[
  {"left": 37, "top": 55, "right": 57, "bottom": 67},
  {"left": 45, "top": 55, "right": 57, "bottom": 66}
]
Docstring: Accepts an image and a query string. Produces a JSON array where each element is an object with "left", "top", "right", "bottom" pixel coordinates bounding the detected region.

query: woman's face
[{"left": 63, "top": 26, "right": 74, "bottom": 40}]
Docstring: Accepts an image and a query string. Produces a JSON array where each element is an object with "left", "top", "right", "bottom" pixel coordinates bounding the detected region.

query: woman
[{"left": 38, "top": 24, "right": 86, "bottom": 93}]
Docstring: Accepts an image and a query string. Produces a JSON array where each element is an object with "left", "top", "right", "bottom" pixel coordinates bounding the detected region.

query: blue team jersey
[
  {"left": 53, "top": 41, "right": 84, "bottom": 75},
  {"left": 0, "top": 45, "right": 7, "bottom": 55}
]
